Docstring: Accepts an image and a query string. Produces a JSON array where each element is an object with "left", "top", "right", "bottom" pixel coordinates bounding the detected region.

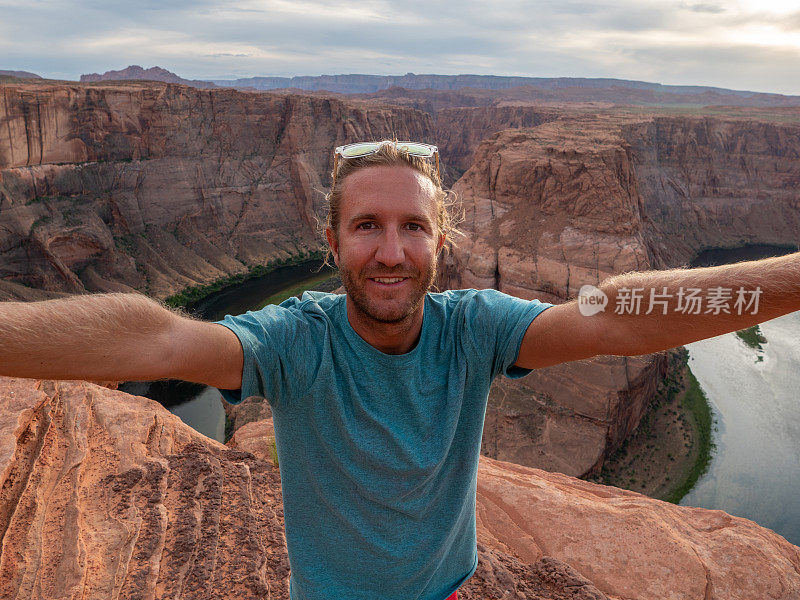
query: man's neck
[{"left": 345, "top": 296, "right": 425, "bottom": 355}]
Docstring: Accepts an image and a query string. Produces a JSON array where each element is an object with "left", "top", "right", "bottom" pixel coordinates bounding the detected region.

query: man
[{"left": 1, "top": 140, "right": 798, "bottom": 600}]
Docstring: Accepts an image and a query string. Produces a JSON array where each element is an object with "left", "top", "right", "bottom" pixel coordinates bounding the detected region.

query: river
[
  {"left": 680, "top": 244, "right": 800, "bottom": 546},
  {"left": 121, "top": 259, "right": 337, "bottom": 443}
]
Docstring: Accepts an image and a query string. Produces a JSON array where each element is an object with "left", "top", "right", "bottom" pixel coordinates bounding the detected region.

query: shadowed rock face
[
  {"left": 3, "top": 378, "right": 797, "bottom": 600},
  {"left": 434, "top": 106, "right": 562, "bottom": 177},
  {"left": 0, "top": 82, "right": 433, "bottom": 300},
  {"left": 622, "top": 116, "right": 800, "bottom": 267},
  {"left": 442, "top": 113, "right": 800, "bottom": 476}
]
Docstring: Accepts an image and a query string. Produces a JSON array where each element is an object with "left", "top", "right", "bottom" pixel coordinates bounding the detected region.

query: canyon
[
  {"left": 2, "top": 80, "right": 800, "bottom": 478},
  {"left": 1, "top": 78, "right": 800, "bottom": 594},
  {"left": 0, "top": 82, "right": 431, "bottom": 300},
  {"left": 440, "top": 109, "right": 800, "bottom": 475}
]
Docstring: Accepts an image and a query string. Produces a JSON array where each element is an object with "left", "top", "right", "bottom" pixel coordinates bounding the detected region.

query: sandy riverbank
[{"left": 586, "top": 347, "right": 714, "bottom": 503}]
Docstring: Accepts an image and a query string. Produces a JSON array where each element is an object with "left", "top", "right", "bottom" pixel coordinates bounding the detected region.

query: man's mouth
[{"left": 368, "top": 277, "right": 409, "bottom": 286}]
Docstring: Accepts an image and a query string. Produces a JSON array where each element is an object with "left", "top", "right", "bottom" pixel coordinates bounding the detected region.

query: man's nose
[{"left": 374, "top": 228, "right": 405, "bottom": 267}]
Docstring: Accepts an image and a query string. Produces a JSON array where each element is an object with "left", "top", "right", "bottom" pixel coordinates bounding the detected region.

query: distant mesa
[
  {"left": 79, "top": 64, "right": 217, "bottom": 88},
  {"left": 0, "top": 69, "right": 42, "bottom": 79},
  {"left": 209, "top": 72, "right": 800, "bottom": 107},
  {"left": 72, "top": 66, "right": 800, "bottom": 107}
]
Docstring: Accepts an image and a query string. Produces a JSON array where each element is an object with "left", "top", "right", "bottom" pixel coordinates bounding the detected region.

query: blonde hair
[{"left": 322, "top": 143, "right": 463, "bottom": 266}]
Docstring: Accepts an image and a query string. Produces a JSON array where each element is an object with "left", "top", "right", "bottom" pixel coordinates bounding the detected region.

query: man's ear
[
  {"left": 325, "top": 227, "right": 340, "bottom": 266},
  {"left": 436, "top": 232, "right": 446, "bottom": 255}
]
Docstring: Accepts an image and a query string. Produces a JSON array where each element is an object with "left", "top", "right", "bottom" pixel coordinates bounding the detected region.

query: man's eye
[
  {"left": 406, "top": 223, "right": 423, "bottom": 231},
  {"left": 357, "top": 222, "right": 375, "bottom": 230}
]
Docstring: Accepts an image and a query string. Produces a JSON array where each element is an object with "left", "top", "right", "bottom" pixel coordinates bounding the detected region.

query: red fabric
[{"left": 446, "top": 591, "right": 458, "bottom": 600}]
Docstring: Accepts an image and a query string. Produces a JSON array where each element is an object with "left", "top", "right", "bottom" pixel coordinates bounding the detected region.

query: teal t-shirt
[{"left": 215, "top": 288, "right": 553, "bottom": 600}]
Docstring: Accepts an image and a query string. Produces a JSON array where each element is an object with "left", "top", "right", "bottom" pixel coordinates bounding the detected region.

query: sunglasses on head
[{"left": 331, "top": 140, "right": 440, "bottom": 188}]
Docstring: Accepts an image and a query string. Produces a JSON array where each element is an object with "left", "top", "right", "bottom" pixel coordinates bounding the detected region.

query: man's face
[{"left": 326, "top": 165, "right": 445, "bottom": 325}]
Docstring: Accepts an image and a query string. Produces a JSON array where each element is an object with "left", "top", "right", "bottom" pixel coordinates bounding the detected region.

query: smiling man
[
  {"left": 1, "top": 140, "right": 799, "bottom": 600},
  {"left": 208, "top": 141, "right": 800, "bottom": 600},
  {"left": 210, "top": 143, "right": 553, "bottom": 600}
]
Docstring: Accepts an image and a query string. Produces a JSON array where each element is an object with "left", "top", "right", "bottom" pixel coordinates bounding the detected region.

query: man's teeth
[{"left": 373, "top": 277, "right": 406, "bottom": 283}]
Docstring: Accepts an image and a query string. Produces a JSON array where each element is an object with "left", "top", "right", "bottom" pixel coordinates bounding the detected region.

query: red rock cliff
[
  {"left": 440, "top": 118, "right": 656, "bottom": 477},
  {"left": 440, "top": 111, "right": 800, "bottom": 477},
  {"left": 1, "top": 377, "right": 797, "bottom": 599},
  {"left": 621, "top": 116, "right": 800, "bottom": 267},
  {"left": 0, "top": 82, "right": 433, "bottom": 300}
]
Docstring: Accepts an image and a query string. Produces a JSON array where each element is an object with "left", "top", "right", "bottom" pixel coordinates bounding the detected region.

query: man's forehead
[{"left": 340, "top": 165, "right": 437, "bottom": 216}]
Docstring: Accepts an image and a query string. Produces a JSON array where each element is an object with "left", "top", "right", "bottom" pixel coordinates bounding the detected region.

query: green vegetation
[
  {"left": 256, "top": 272, "right": 339, "bottom": 309},
  {"left": 592, "top": 347, "right": 716, "bottom": 505},
  {"left": 113, "top": 234, "right": 137, "bottom": 256},
  {"left": 735, "top": 325, "right": 767, "bottom": 351},
  {"left": 224, "top": 415, "right": 235, "bottom": 444},
  {"left": 30, "top": 215, "right": 52, "bottom": 230},
  {"left": 269, "top": 438, "right": 279, "bottom": 468},
  {"left": 164, "top": 249, "right": 324, "bottom": 309},
  {"left": 62, "top": 207, "right": 82, "bottom": 227},
  {"left": 662, "top": 366, "right": 716, "bottom": 504}
]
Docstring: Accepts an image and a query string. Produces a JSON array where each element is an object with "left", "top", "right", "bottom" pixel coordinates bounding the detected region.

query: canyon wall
[
  {"left": 623, "top": 116, "right": 800, "bottom": 266},
  {"left": 441, "top": 112, "right": 800, "bottom": 476},
  {"left": 1, "top": 377, "right": 797, "bottom": 600},
  {"left": 3, "top": 82, "right": 799, "bottom": 480},
  {"left": 0, "top": 82, "right": 433, "bottom": 300},
  {"left": 441, "top": 117, "right": 657, "bottom": 476},
  {"left": 434, "top": 105, "right": 561, "bottom": 177}
]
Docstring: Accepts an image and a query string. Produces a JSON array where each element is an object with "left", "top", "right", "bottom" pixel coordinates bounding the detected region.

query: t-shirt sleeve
[
  {"left": 461, "top": 288, "right": 554, "bottom": 380},
  {"left": 213, "top": 303, "right": 320, "bottom": 406}
]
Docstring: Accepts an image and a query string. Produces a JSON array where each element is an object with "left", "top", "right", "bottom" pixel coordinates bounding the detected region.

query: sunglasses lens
[
  {"left": 339, "top": 142, "right": 380, "bottom": 158},
  {"left": 397, "top": 142, "right": 435, "bottom": 157}
]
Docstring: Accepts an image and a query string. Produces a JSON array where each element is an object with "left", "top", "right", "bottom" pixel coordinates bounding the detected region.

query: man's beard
[{"left": 340, "top": 259, "right": 437, "bottom": 324}]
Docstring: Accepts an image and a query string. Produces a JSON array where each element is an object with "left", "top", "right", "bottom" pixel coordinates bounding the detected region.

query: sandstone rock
[
  {"left": 228, "top": 417, "right": 275, "bottom": 460},
  {"left": 440, "top": 112, "right": 800, "bottom": 477},
  {"left": 441, "top": 122, "right": 655, "bottom": 475},
  {"left": 621, "top": 116, "right": 800, "bottom": 267},
  {"left": 4, "top": 81, "right": 800, "bottom": 494},
  {"left": 2, "top": 378, "right": 798, "bottom": 599},
  {"left": 434, "top": 105, "right": 561, "bottom": 175},
  {"left": 476, "top": 456, "right": 800, "bottom": 600},
  {"left": 223, "top": 395, "right": 273, "bottom": 442},
  {"left": 0, "top": 376, "right": 290, "bottom": 599},
  {"left": 0, "top": 83, "right": 434, "bottom": 299}
]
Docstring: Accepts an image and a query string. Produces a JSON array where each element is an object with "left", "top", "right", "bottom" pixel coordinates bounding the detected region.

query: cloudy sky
[{"left": 3, "top": 0, "right": 800, "bottom": 95}]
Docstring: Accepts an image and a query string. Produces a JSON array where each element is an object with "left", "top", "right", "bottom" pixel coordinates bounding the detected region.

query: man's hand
[{"left": 516, "top": 251, "right": 800, "bottom": 369}]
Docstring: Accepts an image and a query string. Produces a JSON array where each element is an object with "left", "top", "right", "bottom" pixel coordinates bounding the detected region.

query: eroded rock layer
[
  {"left": 623, "top": 116, "right": 800, "bottom": 267},
  {"left": 4, "top": 82, "right": 800, "bottom": 483},
  {"left": 0, "top": 82, "right": 433, "bottom": 299},
  {"left": 442, "top": 113, "right": 800, "bottom": 475},
  {"left": 0, "top": 377, "right": 289, "bottom": 599},
  {"left": 3, "top": 378, "right": 797, "bottom": 600}
]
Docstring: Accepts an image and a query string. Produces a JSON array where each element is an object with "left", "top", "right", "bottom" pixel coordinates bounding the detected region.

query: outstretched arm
[
  {"left": 516, "top": 251, "right": 800, "bottom": 369},
  {"left": 0, "top": 293, "right": 243, "bottom": 389}
]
